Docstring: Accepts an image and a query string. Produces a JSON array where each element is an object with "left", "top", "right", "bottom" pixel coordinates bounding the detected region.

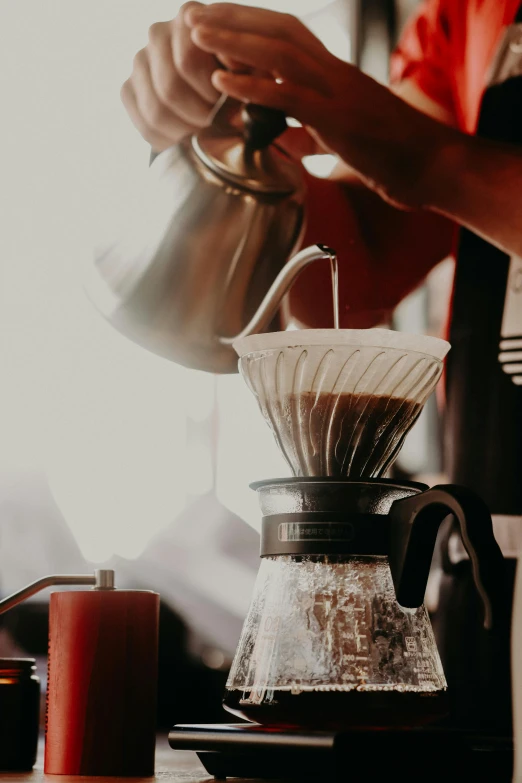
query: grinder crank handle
[{"left": 388, "top": 484, "right": 505, "bottom": 630}]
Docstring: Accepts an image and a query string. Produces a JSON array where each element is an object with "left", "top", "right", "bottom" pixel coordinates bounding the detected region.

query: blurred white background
[{"left": 0, "top": 1, "right": 351, "bottom": 567}]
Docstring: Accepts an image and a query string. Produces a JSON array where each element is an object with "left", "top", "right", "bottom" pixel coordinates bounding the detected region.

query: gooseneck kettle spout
[{"left": 221, "top": 244, "right": 337, "bottom": 345}]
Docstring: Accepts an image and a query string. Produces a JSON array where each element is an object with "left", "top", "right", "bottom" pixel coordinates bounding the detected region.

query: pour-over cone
[{"left": 233, "top": 329, "right": 450, "bottom": 478}]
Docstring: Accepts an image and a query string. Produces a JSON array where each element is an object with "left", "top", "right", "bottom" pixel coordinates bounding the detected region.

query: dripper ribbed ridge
[{"left": 234, "top": 329, "right": 450, "bottom": 478}]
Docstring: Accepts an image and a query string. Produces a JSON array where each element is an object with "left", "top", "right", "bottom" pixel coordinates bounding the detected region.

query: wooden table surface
[{"left": 1, "top": 736, "right": 268, "bottom": 783}]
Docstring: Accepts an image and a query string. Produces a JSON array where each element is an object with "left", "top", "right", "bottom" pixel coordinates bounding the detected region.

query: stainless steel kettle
[{"left": 85, "top": 98, "right": 334, "bottom": 373}]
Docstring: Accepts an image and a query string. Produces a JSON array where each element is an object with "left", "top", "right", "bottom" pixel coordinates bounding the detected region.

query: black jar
[{"left": 0, "top": 658, "right": 40, "bottom": 770}]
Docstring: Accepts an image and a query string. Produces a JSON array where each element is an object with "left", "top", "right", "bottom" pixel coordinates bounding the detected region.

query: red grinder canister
[{"left": 44, "top": 577, "right": 159, "bottom": 776}]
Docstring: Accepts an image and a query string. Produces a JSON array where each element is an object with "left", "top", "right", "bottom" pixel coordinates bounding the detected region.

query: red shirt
[
  {"left": 390, "top": 0, "right": 521, "bottom": 133},
  {"left": 395, "top": 0, "right": 522, "bottom": 515},
  {"left": 287, "top": 0, "right": 520, "bottom": 329},
  {"left": 391, "top": 0, "right": 520, "bottom": 340},
  {"left": 283, "top": 0, "right": 520, "bottom": 328}
]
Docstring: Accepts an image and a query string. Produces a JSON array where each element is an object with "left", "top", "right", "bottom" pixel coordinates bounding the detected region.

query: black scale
[{"left": 168, "top": 723, "right": 512, "bottom": 781}]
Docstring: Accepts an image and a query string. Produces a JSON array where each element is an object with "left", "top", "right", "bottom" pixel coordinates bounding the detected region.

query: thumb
[{"left": 276, "top": 126, "right": 329, "bottom": 160}]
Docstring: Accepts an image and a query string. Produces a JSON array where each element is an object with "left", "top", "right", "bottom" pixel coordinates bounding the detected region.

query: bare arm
[
  {"left": 424, "top": 134, "right": 522, "bottom": 256},
  {"left": 187, "top": 3, "right": 522, "bottom": 257},
  {"left": 121, "top": 5, "right": 458, "bottom": 326},
  {"left": 286, "top": 83, "right": 456, "bottom": 327}
]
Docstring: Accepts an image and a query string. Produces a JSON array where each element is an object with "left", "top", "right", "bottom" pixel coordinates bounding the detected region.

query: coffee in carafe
[{"left": 223, "top": 552, "right": 449, "bottom": 730}]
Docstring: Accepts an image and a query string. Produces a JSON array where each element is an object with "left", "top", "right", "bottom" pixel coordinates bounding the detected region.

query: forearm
[
  {"left": 183, "top": 5, "right": 521, "bottom": 261},
  {"left": 300, "top": 124, "right": 522, "bottom": 329},
  {"left": 426, "top": 134, "right": 522, "bottom": 257}
]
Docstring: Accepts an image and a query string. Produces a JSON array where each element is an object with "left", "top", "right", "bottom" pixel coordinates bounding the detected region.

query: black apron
[
  {"left": 436, "top": 3, "right": 522, "bottom": 735},
  {"left": 445, "top": 5, "right": 522, "bottom": 514}
]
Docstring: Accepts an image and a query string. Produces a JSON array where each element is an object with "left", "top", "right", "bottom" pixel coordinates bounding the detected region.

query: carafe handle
[{"left": 388, "top": 484, "right": 505, "bottom": 630}]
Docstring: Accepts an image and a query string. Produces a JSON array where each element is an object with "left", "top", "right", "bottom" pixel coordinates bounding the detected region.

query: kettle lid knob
[{"left": 192, "top": 99, "right": 302, "bottom": 195}]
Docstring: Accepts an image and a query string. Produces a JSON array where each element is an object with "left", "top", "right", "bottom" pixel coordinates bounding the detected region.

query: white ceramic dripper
[{"left": 233, "top": 329, "right": 450, "bottom": 479}]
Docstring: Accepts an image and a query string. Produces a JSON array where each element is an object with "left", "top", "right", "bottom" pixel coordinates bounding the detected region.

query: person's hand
[
  {"left": 185, "top": 3, "right": 455, "bottom": 209},
  {"left": 121, "top": 2, "right": 223, "bottom": 152},
  {"left": 121, "top": 2, "right": 333, "bottom": 159}
]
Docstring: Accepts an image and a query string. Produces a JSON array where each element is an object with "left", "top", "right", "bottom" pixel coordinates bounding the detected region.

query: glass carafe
[{"left": 223, "top": 479, "right": 504, "bottom": 730}]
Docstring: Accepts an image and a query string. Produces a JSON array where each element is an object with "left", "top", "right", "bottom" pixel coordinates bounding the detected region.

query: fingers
[
  {"left": 191, "top": 25, "right": 330, "bottom": 93},
  {"left": 122, "top": 3, "right": 223, "bottom": 149},
  {"left": 124, "top": 50, "right": 194, "bottom": 150},
  {"left": 122, "top": 1, "right": 337, "bottom": 153},
  {"left": 178, "top": 3, "right": 261, "bottom": 78},
  {"left": 120, "top": 79, "right": 180, "bottom": 152},
  {"left": 172, "top": 6, "right": 221, "bottom": 104},
  {"left": 211, "top": 71, "right": 324, "bottom": 125},
  {"left": 276, "top": 127, "right": 328, "bottom": 159},
  {"left": 147, "top": 22, "right": 214, "bottom": 126},
  {"left": 185, "top": 3, "right": 325, "bottom": 52}
]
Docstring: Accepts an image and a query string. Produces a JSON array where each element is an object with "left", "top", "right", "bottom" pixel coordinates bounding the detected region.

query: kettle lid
[{"left": 192, "top": 105, "right": 303, "bottom": 195}]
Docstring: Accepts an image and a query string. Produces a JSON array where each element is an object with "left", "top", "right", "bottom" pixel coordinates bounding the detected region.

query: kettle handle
[
  {"left": 210, "top": 93, "right": 287, "bottom": 149},
  {"left": 388, "top": 484, "right": 505, "bottom": 630},
  {"left": 242, "top": 104, "right": 288, "bottom": 150}
]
